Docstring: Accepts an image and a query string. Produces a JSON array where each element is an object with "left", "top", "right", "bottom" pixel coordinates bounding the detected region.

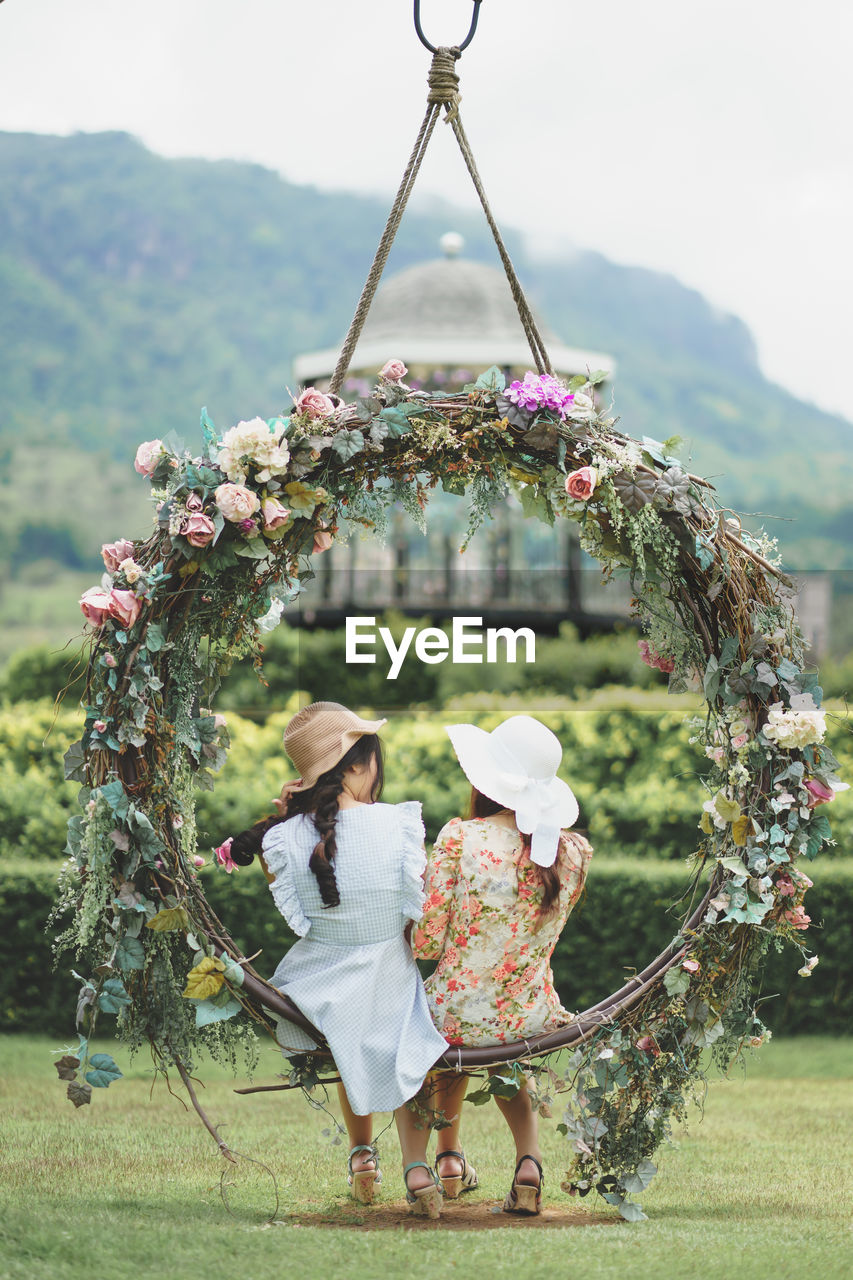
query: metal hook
[{"left": 413, "top": 0, "right": 483, "bottom": 55}]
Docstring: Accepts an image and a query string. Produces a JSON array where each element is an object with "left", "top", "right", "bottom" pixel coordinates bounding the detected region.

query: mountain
[{"left": 0, "top": 128, "right": 850, "bottom": 629}]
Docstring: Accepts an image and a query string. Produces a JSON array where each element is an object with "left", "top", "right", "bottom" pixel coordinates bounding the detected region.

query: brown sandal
[{"left": 503, "top": 1155, "right": 543, "bottom": 1215}]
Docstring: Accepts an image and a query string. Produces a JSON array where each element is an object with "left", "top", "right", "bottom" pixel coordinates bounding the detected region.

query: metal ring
[{"left": 414, "top": 0, "right": 483, "bottom": 55}]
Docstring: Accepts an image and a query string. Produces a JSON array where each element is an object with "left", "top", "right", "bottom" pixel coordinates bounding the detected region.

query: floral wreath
[{"left": 53, "top": 360, "right": 844, "bottom": 1220}]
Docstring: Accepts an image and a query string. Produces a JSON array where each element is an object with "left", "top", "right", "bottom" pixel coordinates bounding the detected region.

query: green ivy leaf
[
  {"left": 145, "top": 622, "right": 166, "bottom": 653},
  {"left": 663, "top": 967, "right": 691, "bottom": 996},
  {"left": 85, "top": 1053, "right": 124, "bottom": 1089},
  {"left": 98, "top": 978, "right": 132, "bottom": 1014},
  {"left": 518, "top": 484, "right": 554, "bottom": 526},
  {"left": 378, "top": 406, "right": 418, "bottom": 438},
  {"left": 115, "top": 936, "right": 145, "bottom": 971},
  {"left": 194, "top": 996, "right": 242, "bottom": 1027},
  {"left": 331, "top": 428, "right": 365, "bottom": 461},
  {"left": 63, "top": 741, "right": 87, "bottom": 783},
  {"left": 98, "top": 780, "right": 129, "bottom": 821},
  {"left": 473, "top": 365, "right": 506, "bottom": 392}
]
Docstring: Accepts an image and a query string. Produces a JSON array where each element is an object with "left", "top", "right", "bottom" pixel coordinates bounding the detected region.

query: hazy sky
[{"left": 2, "top": 0, "right": 851, "bottom": 422}]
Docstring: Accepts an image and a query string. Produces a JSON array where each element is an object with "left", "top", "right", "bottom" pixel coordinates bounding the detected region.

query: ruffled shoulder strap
[
  {"left": 395, "top": 800, "right": 427, "bottom": 923},
  {"left": 262, "top": 821, "right": 311, "bottom": 937}
]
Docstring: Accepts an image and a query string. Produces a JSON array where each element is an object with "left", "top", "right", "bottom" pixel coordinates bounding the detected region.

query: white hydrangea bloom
[
  {"left": 762, "top": 695, "right": 826, "bottom": 749},
  {"left": 217, "top": 417, "right": 290, "bottom": 484}
]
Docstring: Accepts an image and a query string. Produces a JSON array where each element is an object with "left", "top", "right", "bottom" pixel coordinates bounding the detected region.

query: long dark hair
[
  {"left": 470, "top": 788, "right": 563, "bottom": 924},
  {"left": 285, "top": 733, "right": 384, "bottom": 908},
  {"left": 227, "top": 735, "right": 384, "bottom": 908}
]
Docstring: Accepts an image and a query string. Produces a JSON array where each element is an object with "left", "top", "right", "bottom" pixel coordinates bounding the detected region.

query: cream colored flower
[{"left": 217, "top": 417, "right": 290, "bottom": 484}]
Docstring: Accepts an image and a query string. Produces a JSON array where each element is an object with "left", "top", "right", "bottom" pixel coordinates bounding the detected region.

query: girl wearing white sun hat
[{"left": 413, "top": 715, "right": 593, "bottom": 1215}]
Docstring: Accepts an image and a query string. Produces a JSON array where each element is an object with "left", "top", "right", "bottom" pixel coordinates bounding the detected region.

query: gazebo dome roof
[{"left": 292, "top": 235, "right": 615, "bottom": 384}]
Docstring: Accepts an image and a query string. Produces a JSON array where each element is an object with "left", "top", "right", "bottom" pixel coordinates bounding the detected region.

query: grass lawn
[{"left": 0, "top": 1034, "right": 850, "bottom": 1280}]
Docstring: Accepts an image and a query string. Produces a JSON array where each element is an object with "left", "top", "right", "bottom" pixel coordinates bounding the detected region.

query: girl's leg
[
  {"left": 336, "top": 1083, "right": 375, "bottom": 1173},
  {"left": 394, "top": 1098, "right": 435, "bottom": 1192},
  {"left": 489, "top": 1072, "right": 542, "bottom": 1186},
  {"left": 424, "top": 1071, "right": 470, "bottom": 1179}
]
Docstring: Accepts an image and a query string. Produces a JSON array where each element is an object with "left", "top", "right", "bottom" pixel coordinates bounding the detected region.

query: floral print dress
[{"left": 412, "top": 812, "right": 593, "bottom": 1047}]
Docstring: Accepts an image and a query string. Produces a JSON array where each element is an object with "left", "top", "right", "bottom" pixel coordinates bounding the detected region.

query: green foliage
[
  {"left": 3, "top": 692, "right": 850, "bottom": 862},
  {"left": 4, "top": 857, "right": 850, "bottom": 1035}
]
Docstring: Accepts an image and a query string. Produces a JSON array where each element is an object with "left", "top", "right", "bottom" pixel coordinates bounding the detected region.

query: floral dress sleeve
[
  {"left": 411, "top": 817, "right": 463, "bottom": 961},
  {"left": 561, "top": 831, "right": 593, "bottom": 907}
]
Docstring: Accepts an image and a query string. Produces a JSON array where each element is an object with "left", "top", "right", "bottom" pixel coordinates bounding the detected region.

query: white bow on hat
[{"left": 445, "top": 715, "right": 579, "bottom": 867}]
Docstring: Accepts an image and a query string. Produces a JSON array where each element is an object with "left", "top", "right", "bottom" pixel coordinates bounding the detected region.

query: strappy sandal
[
  {"left": 404, "top": 1161, "right": 443, "bottom": 1219},
  {"left": 347, "top": 1143, "right": 381, "bottom": 1204},
  {"left": 503, "top": 1155, "right": 543, "bottom": 1216},
  {"left": 434, "top": 1149, "right": 479, "bottom": 1199}
]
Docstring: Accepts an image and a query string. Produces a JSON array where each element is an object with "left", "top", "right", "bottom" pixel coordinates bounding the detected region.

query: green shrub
[
  {"left": 2, "top": 691, "right": 850, "bottom": 862},
  {"left": 5, "top": 858, "right": 850, "bottom": 1036}
]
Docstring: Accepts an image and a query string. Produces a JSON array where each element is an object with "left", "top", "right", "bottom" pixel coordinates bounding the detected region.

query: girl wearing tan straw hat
[
  {"left": 236, "top": 701, "right": 449, "bottom": 1217},
  {"left": 413, "top": 715, "right": 593, "bottom": 1215}
]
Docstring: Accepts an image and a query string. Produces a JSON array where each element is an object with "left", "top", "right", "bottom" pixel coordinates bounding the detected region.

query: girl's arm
[{"left": 411, "top": 819, "right": 463, "bottom": 961}]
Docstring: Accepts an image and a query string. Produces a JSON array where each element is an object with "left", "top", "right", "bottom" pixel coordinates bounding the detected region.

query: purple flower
[{"left": 504, "top": 372, "right": 575, "bottom": 419}]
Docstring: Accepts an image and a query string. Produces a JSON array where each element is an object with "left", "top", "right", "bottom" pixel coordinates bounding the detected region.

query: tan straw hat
[{"left": 283, "top": 701, "right": 387, "bottom": 790}]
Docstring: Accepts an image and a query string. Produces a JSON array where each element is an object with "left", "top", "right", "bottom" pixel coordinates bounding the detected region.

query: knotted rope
[{"left": 327, "top": 46, "right": 553, "bottom": 396}]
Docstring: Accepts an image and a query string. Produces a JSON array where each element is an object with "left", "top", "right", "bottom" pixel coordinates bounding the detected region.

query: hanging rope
[{"left": 327, "top": 45, "right": 553, "bottom": 395}]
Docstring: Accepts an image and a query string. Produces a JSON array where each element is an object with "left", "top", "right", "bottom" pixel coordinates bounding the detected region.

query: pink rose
[
  {"left": 804, "top": 779, "right": 834, "bottom": 807},
  {"left": 192, "top": 855, "right": 206, "bottom": 868},
  {"left": 213, "top": 714, "right": 228, "bottom": 731},
  {"left": 92, "top": 720, "right": 107, "bottom": 734},
  {"left": 294, "top": 387, "right": 336, "bottom": 420},
  {"left": 185, "top": 492, "right": 203, "bottom": 512},
  {"left": 104, "top": 654, "right": 118, "bottom": 668},
  {"left": 101, "top": 539, "right": 135, "bottom": 572},
  {"left": 637, "top": 639, "right": 675, "bottom": 674},
  {"left": 80, "top": 588, "right": 111, "bottom": 627},
  {"left": 134, "top": 439, "right": 164, "bottom": 477},
  {"left": 784, "top": 905, "right": 811, "bottom": 930},
  {"left": 181, "top": 511, "right": 216, "bottom": 548},
  {"left": 565, "top": 466, "right": 598, "bottom": 501},
  {"left": 313, "top": 529, "right": 334, "bottom": 554},
  {"left": 261, "top": 497, "right": 291, "bottom": 531},
  {"left": 682, "top": 957, "right": 701, "bottom": 973},
  {"left": 776, "top": 874, "right": 796, "bottom": 898},
  {"left": 214, "top": 838, "right": 237, "bottom": 873},
  {"left": 214, "top": 483, "right": 260, "bottom": 522},
  {"left": 636, "top": 1035, "right": 661, "bottom": 1057},
  {"left": 380, "top": 358, "right": 408, "bottom": 382},
  {"left": 107, "top": 588, "right": 143, "bottom": 629},
  {"left": 731, "top": 733, "right": 750, "bottom": 751}
]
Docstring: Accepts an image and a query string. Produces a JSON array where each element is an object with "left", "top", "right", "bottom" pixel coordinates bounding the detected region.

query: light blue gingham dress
[{"left": 262, "top": 800, "right": 448, "bottom": 1115}]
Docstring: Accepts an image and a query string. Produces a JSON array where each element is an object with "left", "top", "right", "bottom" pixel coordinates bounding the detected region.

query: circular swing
[{"left": 59, "top": 2, "right": 836, "bottom": 1217}]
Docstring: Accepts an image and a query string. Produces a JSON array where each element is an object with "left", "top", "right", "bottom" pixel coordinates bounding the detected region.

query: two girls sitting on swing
[{"left": 230, "top": 701, "right": 592, "bottom": 1219}]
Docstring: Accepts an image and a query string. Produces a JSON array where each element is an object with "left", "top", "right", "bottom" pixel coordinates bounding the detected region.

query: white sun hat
[{"left": 445, "top": 715, "right": 579, "bottom": 868}]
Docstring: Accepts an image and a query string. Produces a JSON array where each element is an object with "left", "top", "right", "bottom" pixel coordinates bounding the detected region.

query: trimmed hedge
[
  {"left": 3, "top": 691, "right": 851, "bottom": 860},
  {"left": 6, "top": 857, "right": 850, "bottom": 1037}
]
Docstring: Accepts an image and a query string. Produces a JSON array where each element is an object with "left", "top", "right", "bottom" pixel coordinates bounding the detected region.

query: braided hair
[
  {"left": 228, "top": 815, "right": 284, "bottom": 867},
  {"left": 286, "top": 733, "right": 384, "bottom": 908}
]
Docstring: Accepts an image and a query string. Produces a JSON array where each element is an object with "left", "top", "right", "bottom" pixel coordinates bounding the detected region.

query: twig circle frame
[{"left": 60, "top": 368, "right": 835, "bottom": 1213}]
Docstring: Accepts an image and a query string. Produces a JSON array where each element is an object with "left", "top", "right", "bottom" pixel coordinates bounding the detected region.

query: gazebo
[
  {"left": 293, "top": 233, "right": 615, "bottom": 393},
  {"left": 289, "top": 235, "right": 625, "bottom": 631}
]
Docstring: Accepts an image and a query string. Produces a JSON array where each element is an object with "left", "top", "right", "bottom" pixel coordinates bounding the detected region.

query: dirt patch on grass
[{"left": 292, "top": 1197, "right": 618, "bottom": 1231}]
